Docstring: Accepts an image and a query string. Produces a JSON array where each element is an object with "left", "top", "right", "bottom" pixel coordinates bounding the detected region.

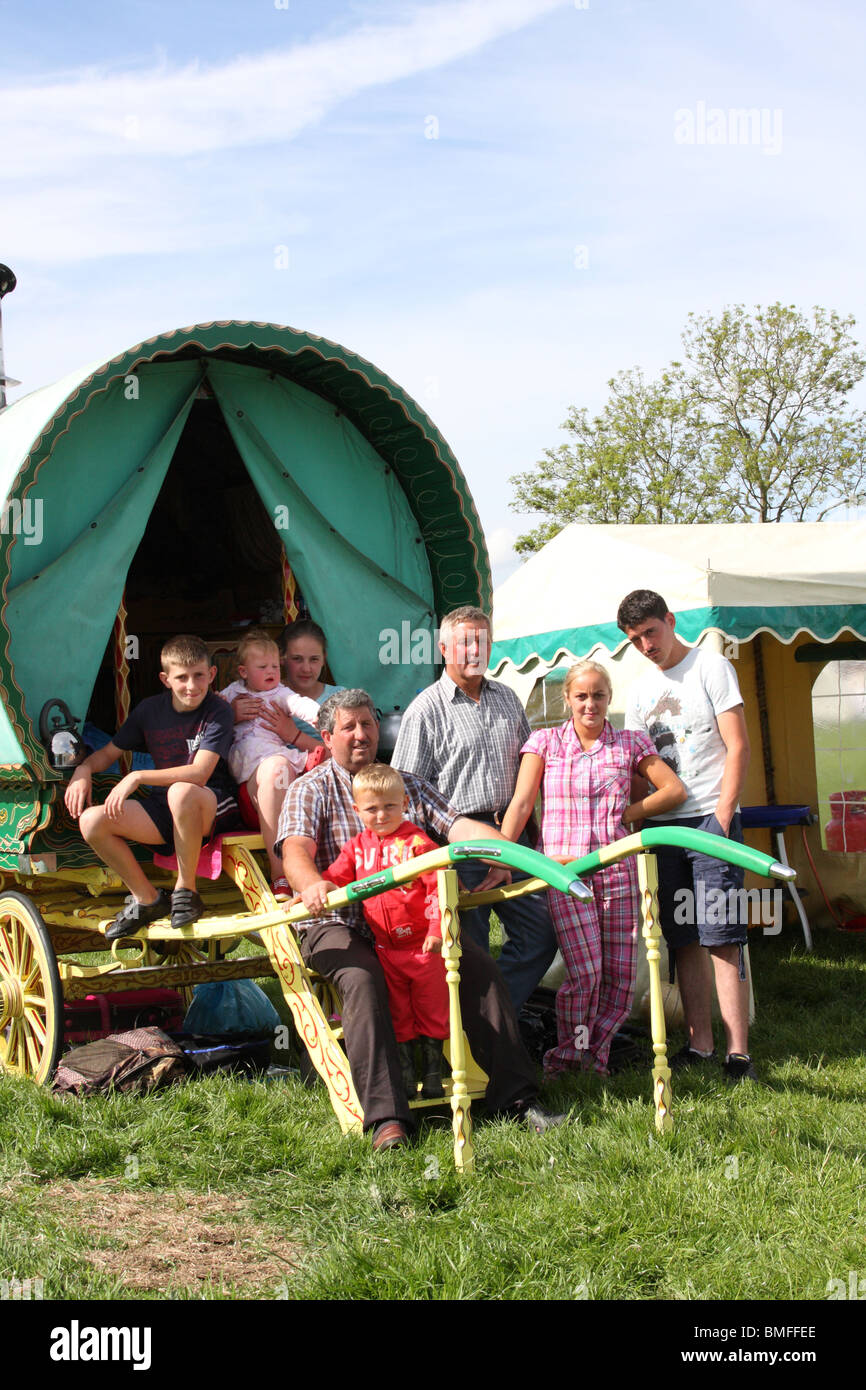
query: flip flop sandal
[
  {"left": 170, "top": 888, "right": 205, "bottom": 928},
  {"left": 105, "top": 889, "right": 171, "bottom": 941}
]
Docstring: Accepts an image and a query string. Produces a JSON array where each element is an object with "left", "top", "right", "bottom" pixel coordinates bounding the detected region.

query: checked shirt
[
  {"left": 391, "top": 671, "right": 530, "bottom": 815},
  {"left": 392, "top": 669, "right": 557, "bottom": 1014}
]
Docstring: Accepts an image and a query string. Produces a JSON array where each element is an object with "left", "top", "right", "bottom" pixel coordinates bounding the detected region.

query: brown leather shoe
[{"left": 371, "top": 1120, "right": 410, "bottom": 1152}]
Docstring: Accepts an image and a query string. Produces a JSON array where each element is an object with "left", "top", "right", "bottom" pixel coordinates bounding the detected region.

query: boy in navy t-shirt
[{"left": 65, "top": 635, "right": 239, "bottom": 937}]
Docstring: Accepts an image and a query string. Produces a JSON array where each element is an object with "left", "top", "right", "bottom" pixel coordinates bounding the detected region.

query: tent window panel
[
  {"left": 838, "top": 664, "right": 866, "bottom": 696},
  {"left": 812, "top": 661, "right": 866, "bottom": 852},
  {"left": 527, "top": 671, "right": 568, "bottom": 731}
]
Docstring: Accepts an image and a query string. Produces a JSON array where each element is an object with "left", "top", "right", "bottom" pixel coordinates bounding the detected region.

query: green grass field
[{"left": 2, "top": 925, "right": 865, "bottom": 1303}]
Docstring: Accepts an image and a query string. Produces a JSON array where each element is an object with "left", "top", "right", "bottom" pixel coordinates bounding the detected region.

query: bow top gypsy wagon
[{"left": 0, "top": 320, "right": 791, "bottom": 1168}]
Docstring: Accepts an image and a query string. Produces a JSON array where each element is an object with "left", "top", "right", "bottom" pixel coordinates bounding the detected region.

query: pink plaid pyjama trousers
[{"left": 544, "top": 862, "right": 638, "bottom": 1074}]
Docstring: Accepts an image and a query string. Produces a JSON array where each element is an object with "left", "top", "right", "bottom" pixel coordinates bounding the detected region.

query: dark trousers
[{"left": 300, "top": 917, "right": 538, "bottom": 1131}]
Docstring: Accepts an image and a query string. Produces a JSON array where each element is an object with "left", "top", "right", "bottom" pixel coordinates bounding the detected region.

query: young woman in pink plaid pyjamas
[{"left": 501, "top": 661, "right": 686, "bottom": 1076}]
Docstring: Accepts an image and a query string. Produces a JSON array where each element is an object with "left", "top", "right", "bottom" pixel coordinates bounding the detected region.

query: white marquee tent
[
  {"left": 490, "top": 522, "right": 866, "bottom": 924},
  {"left": 491, "top": 521, "right": 866, "bottom": 699}
]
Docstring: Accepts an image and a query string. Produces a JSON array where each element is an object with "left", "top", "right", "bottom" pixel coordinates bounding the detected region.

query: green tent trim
[{"left": 490, "top": 604, "right": 866, "bottom": 674}]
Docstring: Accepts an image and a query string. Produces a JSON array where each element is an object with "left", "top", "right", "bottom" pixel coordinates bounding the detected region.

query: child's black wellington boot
[
  {"left": 397, "top": 1040, "right": 419, "bottom": 1099},
  {"left": 419, "top": 1036, "right": 445, "bottom": 1099}
]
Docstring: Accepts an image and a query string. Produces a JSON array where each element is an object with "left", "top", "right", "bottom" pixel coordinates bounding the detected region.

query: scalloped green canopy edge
[{"left": 0, "top": 320, "right": 491, "bottom": 802}]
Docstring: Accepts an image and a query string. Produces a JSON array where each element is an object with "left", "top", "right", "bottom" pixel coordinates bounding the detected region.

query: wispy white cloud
[
  {"left": 3, "top": 172, "right": 311, "bottom": 264},
  {"left": 5, "top": 0, "right": 864, "bottom": 565},
  {"left": 1, "top": 0, "right": 567, "bottom": 175}
]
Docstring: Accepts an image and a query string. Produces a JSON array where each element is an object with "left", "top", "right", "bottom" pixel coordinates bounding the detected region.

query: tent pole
[{"left": 752, "top": 633, "right": 775, "bottom": 803}]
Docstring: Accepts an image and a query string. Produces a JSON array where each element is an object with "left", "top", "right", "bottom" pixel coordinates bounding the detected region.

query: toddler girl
[{"left": 221, "top": 630, "right": 320, "bottom": 897}]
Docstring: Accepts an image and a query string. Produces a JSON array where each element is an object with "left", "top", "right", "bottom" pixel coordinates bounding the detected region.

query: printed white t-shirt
[{"left": 624, "top": 646, "right": 744, "bottom": 819}]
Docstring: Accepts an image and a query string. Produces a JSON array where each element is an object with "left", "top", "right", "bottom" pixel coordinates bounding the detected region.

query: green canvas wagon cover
[{"left": 0, "top": 320, "right": 489, "bottom": 867}]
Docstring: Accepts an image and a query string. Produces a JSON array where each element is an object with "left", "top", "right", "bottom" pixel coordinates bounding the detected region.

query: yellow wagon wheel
[{"left": 0, "top": 891, "right": 63, "bottom": 1085}]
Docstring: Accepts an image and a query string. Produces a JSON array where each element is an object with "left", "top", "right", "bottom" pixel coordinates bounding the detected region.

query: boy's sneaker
[
  {"left": 170, "top": 888, "right": 205, "bottom": 928},
  {"left": 724, "top": 1053, "right": 758, "bottom": 1084},
  {"left": 669, "top": 1044, "right": 718, "bottom": 1071},
  {"left": 105, "top": 890, "right": 172, "bottom": 941}
]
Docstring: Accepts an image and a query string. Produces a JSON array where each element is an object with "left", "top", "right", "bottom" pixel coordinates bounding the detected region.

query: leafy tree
[
  {"left": 510, "top": 369, "right": 733, "bottom": 554},
  {"left": 511, "top": 303, "right": 866, "bottom": 553},
  {"left": 677, "top": 303, "right": 866, "bottom": 522}
]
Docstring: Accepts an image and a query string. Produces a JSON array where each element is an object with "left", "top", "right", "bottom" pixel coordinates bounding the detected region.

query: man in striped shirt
[
  {"left": 392, "top": 607, "right": 558, "bottom": 1013},
  {"left": 276, "top": 689, "right": 559, "bottom": 1151}
]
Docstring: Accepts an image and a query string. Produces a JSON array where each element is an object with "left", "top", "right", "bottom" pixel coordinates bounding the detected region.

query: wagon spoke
[
  {"left": 24, "top": 1007, "right": 47, "bottom": 1043},
  {"left": 0, "top": 924, "right": 18, "bottom": 972},
  {"left": 22, "top": 961, "right": 42, "bottom": 991},
  {"left": 22, "top": 1018, "right": 42, "bottom": 1072},
  {"left": 6, "top": 1017, "right": 22, "bottom": 1068},
  {"left": 9, "top": 921, "right": 24, "bottom": 972},
  {"left": 19, "top": 932, "right": 34, "bottom": 980}
]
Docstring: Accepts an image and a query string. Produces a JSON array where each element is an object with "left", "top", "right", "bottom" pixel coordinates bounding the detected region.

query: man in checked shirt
[
  {"left": 276, "top": 689, "right": 563, "bottom": 1152},
  {"left": 392, "top": 606, "right": 558, "bottom": 1014}
]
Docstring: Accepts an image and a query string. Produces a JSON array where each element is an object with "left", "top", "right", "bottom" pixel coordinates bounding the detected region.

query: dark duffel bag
[
  {"left": 173, "top": 1033, "right": 272, "bottom": 1076},
  {"left": 52, "top": 1027, "right": 189, "bottom": 1097}
]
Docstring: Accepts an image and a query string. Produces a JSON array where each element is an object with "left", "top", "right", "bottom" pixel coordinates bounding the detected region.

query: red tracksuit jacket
[{"left": 324, "top": 821, "right": 440, "bottom": 948}]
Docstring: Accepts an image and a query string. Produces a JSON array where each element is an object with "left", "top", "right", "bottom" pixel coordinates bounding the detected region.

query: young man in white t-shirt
[{"left": 617, "top": 589, "right": 755, "bottom": 1083}]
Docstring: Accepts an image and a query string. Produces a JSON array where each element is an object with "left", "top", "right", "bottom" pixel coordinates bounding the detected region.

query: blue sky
[{"left": 2, "top": 0, "right": 864, "bottom": 584}]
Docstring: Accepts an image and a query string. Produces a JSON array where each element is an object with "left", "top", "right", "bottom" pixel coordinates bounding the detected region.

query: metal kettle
[{"left": 39, "top": 698, "right": 87, "bottom": 769}]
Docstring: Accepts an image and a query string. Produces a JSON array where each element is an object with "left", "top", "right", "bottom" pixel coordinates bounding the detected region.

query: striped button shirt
[
  {"left": 274, "top": 756, "right": 458, "bottom": 931},
  {"left": 391, "top": 672, "right": 530, "bottom": 816}
]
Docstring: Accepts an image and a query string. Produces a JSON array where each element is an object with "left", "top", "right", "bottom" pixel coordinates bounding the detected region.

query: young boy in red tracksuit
[{"left": 323, "top": 763, "right": 449, "bottom": 1099}]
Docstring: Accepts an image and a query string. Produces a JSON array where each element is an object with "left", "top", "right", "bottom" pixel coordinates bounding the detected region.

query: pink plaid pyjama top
[{"left": 522, "top": 719, "right": 657, "bottom": 874}]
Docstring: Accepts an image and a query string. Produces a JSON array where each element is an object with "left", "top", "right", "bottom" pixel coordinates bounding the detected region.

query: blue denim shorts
[{"left": 651, "top": 811, "right": 747, "bottom": 951}]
